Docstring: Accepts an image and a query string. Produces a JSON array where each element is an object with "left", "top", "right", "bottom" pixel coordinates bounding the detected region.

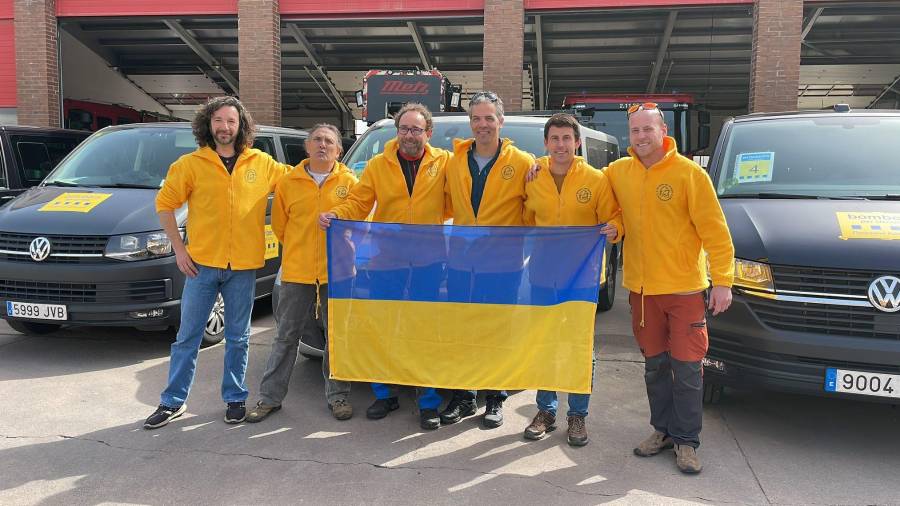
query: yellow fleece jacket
[
  {"left": 156, "top": 146, "right": 288, "bottom": 270},
  {"left": 445, "top": 138, "right": 534, "bottom": 226},
  {"left": 524, "top": 156, "right": 624, "bottom": 237},
  {"left": 272, "top": 160, "right": 358, "bottom": 284},
  {"left": 330, "top": 139, "right": 451, "bottom": 224},
  {"left": 605, "top": 137, "right": 734, "bottom": 295},
  {"left": 445, "top": 138, "right": 534, "bottom": 272}
]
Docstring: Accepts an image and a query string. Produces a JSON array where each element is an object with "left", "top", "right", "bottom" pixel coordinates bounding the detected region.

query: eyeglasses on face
[{"left": 397, "top": 126, "right": 426, "bottom": 136}]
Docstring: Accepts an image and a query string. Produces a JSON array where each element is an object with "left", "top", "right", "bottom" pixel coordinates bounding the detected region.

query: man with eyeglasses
[
  {"left": 605, "top": 102, "right": 734, "bottom": 474},
  {"left": 319, "top": 102, "right": 449, "bottom": 430},
  {"left": 441, "top": 91, "right": 535, "bottom": 429}
]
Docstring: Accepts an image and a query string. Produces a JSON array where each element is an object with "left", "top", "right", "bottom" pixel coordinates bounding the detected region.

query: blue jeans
[
  {"left": 536, "top": 356, "right": 595, "bottom": 418},
  {"left": 160, "top": 265, "right": 256, "bottom": 408}
]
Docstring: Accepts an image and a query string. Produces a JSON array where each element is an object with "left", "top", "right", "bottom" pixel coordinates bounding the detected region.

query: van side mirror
[{"left": 697, "top": 125, "right": 710, "bottom": 151}]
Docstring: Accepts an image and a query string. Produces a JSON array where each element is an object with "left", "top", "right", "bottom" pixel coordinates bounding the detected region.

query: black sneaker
[
  {"left": 439, "top": 398, "right": 477, "bottom": 425},
  {"left": 420, "top": 409, "right": 440, "bottom": 430},
  {"left": 224, "top": 401, "right": 247, "bottom": 424},
  {"left": 366, "top": 397, "right": 399, "bottom": 419},
  {"left": 143, "top": 404, "right": 186, "bottom": 429},
  {"left": 482, "top": 397, "right": 503, "bottom": 428}
]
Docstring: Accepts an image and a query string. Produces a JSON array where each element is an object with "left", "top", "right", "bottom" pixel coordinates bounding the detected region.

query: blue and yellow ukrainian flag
[{"left": 326, "top": 221, "right": 606, "bottom": 394}]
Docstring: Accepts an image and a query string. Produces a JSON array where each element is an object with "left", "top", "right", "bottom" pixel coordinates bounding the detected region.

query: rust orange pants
[{"left": 628, "top": 291, "right": 708, "bottom": 362}]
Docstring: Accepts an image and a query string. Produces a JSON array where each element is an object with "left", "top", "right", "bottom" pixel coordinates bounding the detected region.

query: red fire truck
[
  {"left": 562, "top": 93, "right": 710, "bottom": 157},
  {"left": 63, "top": 99, "right": 179, "bottom": 131},
  {"left": 358, "top": 69, "right": 462, "bottom": 123}
]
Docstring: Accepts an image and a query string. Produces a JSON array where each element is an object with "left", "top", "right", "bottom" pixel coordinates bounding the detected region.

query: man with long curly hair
[{"left": 144, "top": 96, "right": 290, "bottom": 429}]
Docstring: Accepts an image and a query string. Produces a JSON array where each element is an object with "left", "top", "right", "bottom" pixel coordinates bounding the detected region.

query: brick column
[
  {"left": 483, "top": 0, "right": 524, "bottom": 112},
  {"left": 238, "top": 0, "right": 281, "bottom": 126},
  {"left": 14, "top": 0, "right": 60, "bottom": 127},
  {"left": 748, "top": 0, "right": 802, "bottom": 113}
]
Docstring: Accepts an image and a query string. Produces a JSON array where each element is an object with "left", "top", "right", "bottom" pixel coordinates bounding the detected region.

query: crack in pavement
[
  {"left": 1, "top": 433, "right": 621, "bottom": 499},
  {"left": 716, "top": 408, "right": 773, "bottom": 505}
]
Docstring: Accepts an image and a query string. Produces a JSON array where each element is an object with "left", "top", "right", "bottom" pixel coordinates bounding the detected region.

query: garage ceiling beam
[
  {"left": 867, "top": 73, "right": 900, "bottom": 108},
  {"left": 801, "top": 7, "right": 825, "bottom": 41},
  {"left": 407, "top": 21, "right": 433, "bottom": 70},
  {"left": 163, "top": 20, "right": 238, "bottom": 94},
  {"left": 286, "top": 23, "right": 352, "bottom": 115},
  {"left": 647, "top": 11, "right": 678, "bottom": 93}
]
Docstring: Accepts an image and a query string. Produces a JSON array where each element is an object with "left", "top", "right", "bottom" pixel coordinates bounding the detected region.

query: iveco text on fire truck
[{"left": 357, "top": 69, "right": 462, "bottom": 123}]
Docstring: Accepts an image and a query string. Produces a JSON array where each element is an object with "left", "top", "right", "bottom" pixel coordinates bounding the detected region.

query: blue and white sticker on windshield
[{"left": 735, "top": 152, "right": 775, "bottom": 183}]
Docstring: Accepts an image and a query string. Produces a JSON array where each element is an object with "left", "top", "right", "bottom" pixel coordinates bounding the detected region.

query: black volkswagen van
[
  {"left": 0, "top": 122, "right": 308, "bottom": 344},
  {"left": 703, "top": 106, "right": 900, "bottom": 403}
]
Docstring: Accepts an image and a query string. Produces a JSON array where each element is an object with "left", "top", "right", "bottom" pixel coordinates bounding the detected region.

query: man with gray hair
[
  {"left": 320, "top": 102, "right": 450, "bottom": 430},
  {"left": 442, "top": 91, "right": 535, "bottom": 428}
]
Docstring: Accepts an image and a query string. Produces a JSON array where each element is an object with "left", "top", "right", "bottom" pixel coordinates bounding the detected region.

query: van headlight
[
  {"left": 734, "top": 258, "right": 773, "bottom": 291},
  {"left": 105, "top": 231, "right": 173, "bottom": 261}
]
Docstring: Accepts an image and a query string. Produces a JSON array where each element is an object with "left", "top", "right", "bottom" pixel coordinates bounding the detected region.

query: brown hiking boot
[
  {"left": 523, "top": 410, "right": 556, "bottom": 440},
  {"left": 329, "top": 399, "right": 353, "bottom": 420},
  {"left": 633, "top": 430, "right": 674, "bottom": 457},
  {"left": 245, "top": 401, "right": 281, "bottom": 423},
  {"left": 674, "top": 444, "right": 702, "bottom": 474},
  {"left": 566, "top": 415, "right": 588, "bottom": 447}
]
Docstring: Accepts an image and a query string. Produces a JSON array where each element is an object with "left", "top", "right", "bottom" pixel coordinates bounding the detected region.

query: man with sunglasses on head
[
  {"left": 606, "top": 102, "right": 734, "bottom": 474},
  {"left": 442, "top": 91, "right": 535, "bottom": 429},
  {"left": 319, "top": 102, "right": 449, "bottom": 430}
]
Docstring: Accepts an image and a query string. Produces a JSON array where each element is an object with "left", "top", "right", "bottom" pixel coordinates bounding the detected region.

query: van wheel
[
  {"left": 597, "top": 245, "right": 618, "bottom": 312},
  {"left": 7, "top": 320, "right": 62, "bottom": 335},
  {"left": 202, "top": 293, "right": 226, "bottom": 346},
  {"left": 703, "top": 381, "right": 724, "bottom": 404}
]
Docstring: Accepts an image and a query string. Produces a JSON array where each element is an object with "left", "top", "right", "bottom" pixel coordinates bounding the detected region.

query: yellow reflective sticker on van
[
  {"left": 264, "top": 224, "right": 279, "bottom": 259},
  {"left": 39, "top": 192, "right": 112, "bottom": 213},
  {"left": 837, "top": 212, "right": 900, "bottom": 241}
]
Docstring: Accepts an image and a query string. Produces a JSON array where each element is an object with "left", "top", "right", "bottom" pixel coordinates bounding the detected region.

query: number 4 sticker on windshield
[{"left": 735, "top": 152, "right": 775, "bottom": 184}]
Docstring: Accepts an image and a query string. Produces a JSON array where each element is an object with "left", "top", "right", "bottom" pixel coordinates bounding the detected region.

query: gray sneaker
[
  {"left": 674, "top": 444, "right": 702, "bottom": 474},
  {"left": 330, "top": 399, "right": 353, "bottom": 420},
  {"left": 633, "top": 430, "right": 674, "bottom": 457},
  {"left": 246, "top": 401, "right": 281, "bottom": 423}
]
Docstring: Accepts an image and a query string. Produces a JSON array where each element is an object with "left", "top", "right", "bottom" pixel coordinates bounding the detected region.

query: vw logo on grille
[
  {"left": 29, "top": 237, "right": 51, "bottom": 262},
  {"left": 868, "top": 275, "right": 900, "bottom": 313}
]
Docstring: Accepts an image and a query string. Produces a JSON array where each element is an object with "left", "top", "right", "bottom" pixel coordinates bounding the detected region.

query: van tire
[
  {"left": 597, "top": 245, "right": 618, "bottom": 312},
  {"left": 703, "top": 381, "right": 724, "bottom": 404},
  {"left": 7, "top": 320, "right": 62, "bottom": 335}
]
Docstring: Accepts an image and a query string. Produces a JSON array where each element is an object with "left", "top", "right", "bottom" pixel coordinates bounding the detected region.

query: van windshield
[
  {"left": 43, "top": 127, "right": 198, "bottom": 188},
  {"left": 344, "top": 121, "right": 547, "bottom": 176},
  {"left": 716, "top": 116, "right": 900, "bottom": 198}
]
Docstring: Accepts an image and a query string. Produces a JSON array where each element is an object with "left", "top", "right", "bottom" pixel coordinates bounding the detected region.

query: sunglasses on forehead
[
  {"left": 626, "top": 102, "right": 665, "bottom": 119},
  {"left": 471, "top": 91, "right": 499, "bottom": 102}
]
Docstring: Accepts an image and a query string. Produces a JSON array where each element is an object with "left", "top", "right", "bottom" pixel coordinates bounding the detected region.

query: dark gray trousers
[
  {"left": 258, "top": 282, "right": 350, "bottom": 407},
  {"left": 644, "top": 352, "right": 703, "bottom": 448}
]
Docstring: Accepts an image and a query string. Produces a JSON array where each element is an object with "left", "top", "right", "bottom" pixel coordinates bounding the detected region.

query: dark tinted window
[
  {"left": 66, "top": 109, "right": 93, "bottom": 131},
  {"left": 97, "top": 116, "right": 113, "bottom": 129},
  {"left": 11, "top": 134, "right": 85, "bottom": 186},
  {"left": 716, "top": 116, "right": 900, "bottom": 197},
  {"left": 280, "top": 137, "right": 307, "bottom": 166},
  {"left": 44, "top": 127, "right": 197, "bottom": 187},
  {"left": 584, "top": 136, "right": 618, "bottom": 169},
  {"left": 253, "top": 136, "right": 276, "bottom": 157}
]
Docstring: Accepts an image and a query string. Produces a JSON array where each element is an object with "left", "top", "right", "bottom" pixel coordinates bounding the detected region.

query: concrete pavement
[{"left": 1, "top": 277, "right": 899, "bottom": 505}]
